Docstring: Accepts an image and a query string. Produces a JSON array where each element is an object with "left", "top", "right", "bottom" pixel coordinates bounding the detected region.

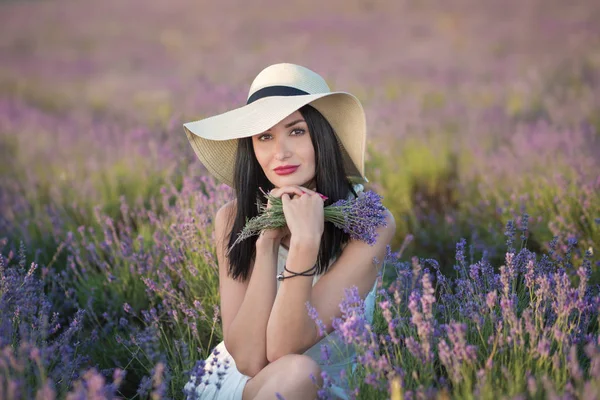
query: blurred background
[{"left": 1, "top": 0, "right": 599, "bottom": 398}]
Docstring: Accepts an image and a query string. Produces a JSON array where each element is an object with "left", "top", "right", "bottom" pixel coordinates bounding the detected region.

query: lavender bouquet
[{"left": 228, "top": 189, "right": 387, "bottom": 254}]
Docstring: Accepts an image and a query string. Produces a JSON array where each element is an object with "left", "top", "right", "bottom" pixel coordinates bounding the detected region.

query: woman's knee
[
  {"left": 243, "top": 354, "right": 323, "bottom": 400},
  {"left": 278, "top": 354, "right": 323, "bottom": 386}
]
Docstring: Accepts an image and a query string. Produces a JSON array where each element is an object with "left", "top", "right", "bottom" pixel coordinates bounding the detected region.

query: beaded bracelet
[{"left": 276, "top": 264, "right": 318, "bottom": 281}]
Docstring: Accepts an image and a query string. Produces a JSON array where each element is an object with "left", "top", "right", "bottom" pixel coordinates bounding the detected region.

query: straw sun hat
[{"left": 183, "top": 63, "right": 368, "bottom": 188}]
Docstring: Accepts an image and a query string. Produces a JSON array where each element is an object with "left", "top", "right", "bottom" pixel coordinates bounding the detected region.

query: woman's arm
[
  {"left": 215, "top": 201, "right": 278, "bottom": 377},
  {"left": 266, "top": 208, "right": 396, "bottom": 361},
  {"left": 266, "top": 237, "right": 320, "bottom": 362}
]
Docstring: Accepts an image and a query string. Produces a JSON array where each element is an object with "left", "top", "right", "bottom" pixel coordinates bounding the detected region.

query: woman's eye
[{"left": 257, "top": 129, "right": 303, "bottom": 141}]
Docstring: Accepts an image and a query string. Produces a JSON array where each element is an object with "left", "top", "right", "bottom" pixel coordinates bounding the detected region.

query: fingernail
[{"left": 318, "top": 193, "right": 328, "bottom": 200}]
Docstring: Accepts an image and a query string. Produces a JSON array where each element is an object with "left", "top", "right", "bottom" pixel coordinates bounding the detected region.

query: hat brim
[{"left": 183, "top": 91, "right": 366, "bottom": 188}]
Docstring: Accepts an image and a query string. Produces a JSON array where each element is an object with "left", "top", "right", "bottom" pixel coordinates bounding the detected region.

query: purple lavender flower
[
  {"left": 327, "top": 191, "right": 388, "bottom": 245},
  {"left": 380, "top": 300, "right": 400, "bottom": 345},
  {"left": 306, "top": 301, "right": 327, "bottom": 338},
  {"left": 320, "top": 344, "right": 332, "bottom": 364},
  {"left": 316, "top": 370, "right": 334, "bottom": 400},
  {"left": 136, "top": 376, "right": 153, "bottom": 398},
  {"left": 438, "top": 322, "right": 477, "bottom": 383},
  {"left": 504, "top": 220, "right": 516, "bottom": 253},
  {"left": 523, "top": 259, "right": 535, "bottom": 290},
  {"left": 486, "top": 291, "right": 497, "bottom": 311},
  {"left": 405, "top": 336, "right": 425, "bottom": 362},
  {"left": 407, "top": 278, "right": 435, "bottom": 363},
  {"left": 332, "top": 286, "right": 369, "bottom": 346}
]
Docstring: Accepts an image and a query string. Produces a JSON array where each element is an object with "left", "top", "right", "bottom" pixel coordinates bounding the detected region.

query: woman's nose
[{"left": 274, "top": 137, "right": 292, "bottom": 160}]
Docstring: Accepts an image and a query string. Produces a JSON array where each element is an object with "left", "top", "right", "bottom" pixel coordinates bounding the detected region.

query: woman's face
[{"left": 252, "top": 110, "right": 316, "bottom": 189}]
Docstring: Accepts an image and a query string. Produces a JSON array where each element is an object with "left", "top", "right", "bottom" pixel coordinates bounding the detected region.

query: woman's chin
[{"left": 270, "top": 174, "right": 315, "bottom": 189}]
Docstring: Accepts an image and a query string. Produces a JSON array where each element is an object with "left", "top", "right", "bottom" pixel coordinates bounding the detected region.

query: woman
[{"left": 182, "top": 63, "right": 395, "bottom": 399}]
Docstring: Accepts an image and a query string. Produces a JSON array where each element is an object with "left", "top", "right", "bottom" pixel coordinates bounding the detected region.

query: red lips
[{"left": 273, "top": 165, "right": 299, "bottom": 175}]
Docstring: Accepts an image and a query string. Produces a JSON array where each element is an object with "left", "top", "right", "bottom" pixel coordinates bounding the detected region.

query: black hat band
[{"left": 246, "top": 86, "right": 310, "bottom": 105}]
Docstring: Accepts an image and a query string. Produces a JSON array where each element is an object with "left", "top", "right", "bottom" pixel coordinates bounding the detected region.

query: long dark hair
[{"left": 226, "top": 104, "right": 357, "bottom": 281}]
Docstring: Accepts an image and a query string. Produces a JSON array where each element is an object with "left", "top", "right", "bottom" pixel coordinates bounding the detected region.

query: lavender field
[{"left": 1, "top": 0, "right": 600, "bottom": 398}]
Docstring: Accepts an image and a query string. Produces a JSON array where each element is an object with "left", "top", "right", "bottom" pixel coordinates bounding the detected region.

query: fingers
[
  {"left": 270, "top": 185, "right": 330, "bottom": 199},
  {"left": 280, "top": 191, "right": 324, "bottom": 207},
  {"left": 291, "top": 187, "right": 328, "bottom": 200}
]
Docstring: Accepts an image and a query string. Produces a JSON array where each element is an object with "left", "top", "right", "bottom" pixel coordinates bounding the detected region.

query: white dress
[{"left": 184, "top": 186, "right": 377, "bottom": 400}]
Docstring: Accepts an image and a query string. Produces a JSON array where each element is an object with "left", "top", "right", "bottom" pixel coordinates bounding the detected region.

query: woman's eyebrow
[{"left": 284, "top": 119, "right": 305, "bottom": 128}]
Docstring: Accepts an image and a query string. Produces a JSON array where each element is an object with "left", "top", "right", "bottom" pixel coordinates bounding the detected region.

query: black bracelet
[{"left": 276, "top": 264, "right": 318, "bottom": 281}]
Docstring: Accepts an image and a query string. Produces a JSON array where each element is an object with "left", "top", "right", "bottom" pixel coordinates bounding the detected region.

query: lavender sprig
[
  {"left": 227, "top": 190, "right": 387, "bottom": 254},
  {"left": 325, "top": 191, "right": 388, "bottom": 245}
]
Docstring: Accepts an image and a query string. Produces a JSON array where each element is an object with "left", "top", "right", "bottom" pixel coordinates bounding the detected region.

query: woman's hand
[
  {"left": 272, "top": 185, "right": 325, "bottom": 247},
  {"left": 256, "top": 186, "right": 305, "bottom": 245}
]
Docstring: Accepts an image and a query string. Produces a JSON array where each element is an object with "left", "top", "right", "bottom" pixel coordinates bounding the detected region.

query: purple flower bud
[
  {"left": 486, "top": 291, "right": 497, "bottom": 310},
  {"left": 306, "top": 301, "right": 327, "bottom": 337},
  {"left": 320, "top": 344, "right": 331, "bottom": 364}
]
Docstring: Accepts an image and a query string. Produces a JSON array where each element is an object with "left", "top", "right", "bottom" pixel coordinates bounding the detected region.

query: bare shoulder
[
  {"left": 217, "top": 198, "right": 237, "bottom": 216},
  {"left": 215, "top": 199, "right": 237, "bottom": 234},
  {"left": 381, "top": 207, "right": 396, "bottom": 239}
]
